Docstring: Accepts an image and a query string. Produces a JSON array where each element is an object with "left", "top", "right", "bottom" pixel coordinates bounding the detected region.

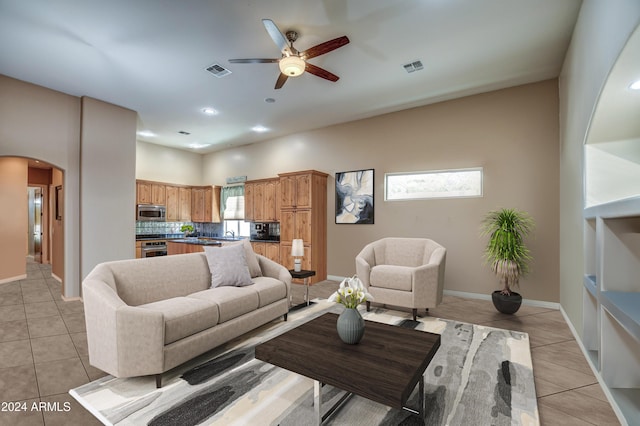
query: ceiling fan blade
[
  {"left": 305, "top": 63, "right": 339, "bottom": 82},
  {"left": 275, "top": 73, "right": 289, "bottom": 89},
  {"left": 228, "top": 58, "right": 279, "bottom": 64},
  {"left": 302, "top": 36, "right": 349, "bottom": 60},
  {"left": 262, "top": 19, "right": 290, "bottom": 54}
]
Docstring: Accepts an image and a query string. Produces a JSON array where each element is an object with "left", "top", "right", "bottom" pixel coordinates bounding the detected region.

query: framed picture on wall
[{"left": 335, "top": 169, "right": 374, "bottom": 224}]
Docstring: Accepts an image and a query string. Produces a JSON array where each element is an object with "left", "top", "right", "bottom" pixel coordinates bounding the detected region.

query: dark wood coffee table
[{"left": 255, "top": 312, "right": 441, "bottom": 424}]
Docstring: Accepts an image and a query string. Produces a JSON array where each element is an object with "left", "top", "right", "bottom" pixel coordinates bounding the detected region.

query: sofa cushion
[
  {"left": 251, "top": 276, "right": 287, "bottom": 307},
  {"left": 138, "top": 297, "right": 219, "bottom": 344},
  {"left": 370, "top": 265, "right": 413, "bottom": 291},
  {"left": 188, "top": 287, "right": 260, "bottom": 323},
  {"left": 203, "top": 244, "right": 253, "bottom": 288},
  {"left": 107, "top": 255, "right": 211, "bottom": 306}
]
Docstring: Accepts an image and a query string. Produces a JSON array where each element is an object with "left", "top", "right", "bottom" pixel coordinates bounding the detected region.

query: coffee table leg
[
  {"left": 402, "top": 375, "right": 425, "bottom": 418},
  {"left": 314, "top": 380, "right": 322, "bottom": 425}
]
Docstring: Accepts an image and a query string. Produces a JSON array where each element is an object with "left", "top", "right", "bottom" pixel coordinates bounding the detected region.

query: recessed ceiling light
[
  {"left": 202, "top": 107, "right": 218, "bottom": 115},
  {"left": 137, "top": 130, "right": 156, "bottom": 137},
  {"left": 189, "top": 143, "right": 211, "bottom": 149},
  {"left": 630, "top": 80, "right": 640, "bottom": 90},
  {"left": 265, "top": 98, "right": 276, "bottom": 103},
  {"left": 251, "top": 125, "right": 269, "bottom": 133}
]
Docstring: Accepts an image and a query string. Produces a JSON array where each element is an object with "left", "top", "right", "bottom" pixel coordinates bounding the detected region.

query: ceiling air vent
[
  {"left": 206, "top": 63, "right": 232, "bottom": 78},
  {"left": 403, "top": 60, "right": 424, "bottom": 73}
]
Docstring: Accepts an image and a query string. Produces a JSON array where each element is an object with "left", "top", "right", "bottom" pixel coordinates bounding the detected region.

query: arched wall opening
[{"left": 0, "top": 156, "right": 65, "bottom": 290}]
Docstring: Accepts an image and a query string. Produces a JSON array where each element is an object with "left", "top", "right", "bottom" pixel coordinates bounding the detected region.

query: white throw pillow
[{"left": 203, "top": 244, "right": 253, "bottom": 288}]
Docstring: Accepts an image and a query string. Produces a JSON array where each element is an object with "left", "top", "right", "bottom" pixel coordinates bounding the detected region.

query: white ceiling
[{"left": 0, "top": 0, "right": 583, "bottom": 154}]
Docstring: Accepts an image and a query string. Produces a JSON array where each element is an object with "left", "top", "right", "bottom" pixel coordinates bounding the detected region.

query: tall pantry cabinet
[{"left": 278, "top": 170, "right": 327, "bottom": 284}]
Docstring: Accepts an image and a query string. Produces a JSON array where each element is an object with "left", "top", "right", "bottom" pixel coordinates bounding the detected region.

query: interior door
[{"left": 33, "top": 187, "right": 42, "bottom": 263}]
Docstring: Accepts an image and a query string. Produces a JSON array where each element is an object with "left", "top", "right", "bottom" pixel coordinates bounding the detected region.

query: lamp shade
[
  {"left": 279, "top": 56, "right": 305, "bottom": 77},
  {"left": 291, "top": 239, "right": 304, "bottom": 257}
]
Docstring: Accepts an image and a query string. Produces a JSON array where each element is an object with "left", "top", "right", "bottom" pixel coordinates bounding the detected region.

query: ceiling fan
[{"left": 229, "top": 19, "right": 350, "bottom": 89}]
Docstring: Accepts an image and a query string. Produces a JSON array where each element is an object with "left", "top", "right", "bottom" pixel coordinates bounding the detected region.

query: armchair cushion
[{"left": 370, "top": 265, "right": 413, "bottom": 291}]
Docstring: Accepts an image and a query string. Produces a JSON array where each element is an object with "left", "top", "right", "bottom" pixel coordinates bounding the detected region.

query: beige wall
[
  {"left": 81, "top": 97, "right": 137, "bottom": 279},
  {"left": 0, "top": 158, "right": 28, "bottom": 282},
  {"left": 559, "top": 0, "right": 640, "bottom": 335},
  {"left": 136, "top": 140, "right": 203, "bottom": 184},
  {"left": 203, "top": 80, "right": 560, "bottom": 302}
]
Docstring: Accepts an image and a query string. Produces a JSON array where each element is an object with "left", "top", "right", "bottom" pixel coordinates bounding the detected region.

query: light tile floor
[{"left": 0, "top": 261, "right": 621, "bottom": 425}]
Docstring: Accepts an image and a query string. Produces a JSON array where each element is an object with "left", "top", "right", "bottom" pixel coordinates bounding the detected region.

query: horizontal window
[{"left": 384, "top": 168, "right": 483, "bottom": 201}]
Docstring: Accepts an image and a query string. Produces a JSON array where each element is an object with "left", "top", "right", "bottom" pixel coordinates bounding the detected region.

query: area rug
[{"left": 70, "top": 300, "right": 539, "bottom": 425}]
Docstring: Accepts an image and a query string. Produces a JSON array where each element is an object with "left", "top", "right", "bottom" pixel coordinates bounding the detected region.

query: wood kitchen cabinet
[
  {"left": 179, "top": 187, "right": 192, "bottom": 221},
  {"left": 167, "top": 186, "right": 191, "bottom": 221},
  {"left": 191, "top": 186, "right": 221, "bottom": 223},
  {"left": 165, "top": 185, "right": 180, "bottom": 221},
  {"left": 167, "top": 241, "right": 204, "bottom": 255},
  {"left": 251, "top": 241, "right": 280, "bottom": 263},
  {"left": 136, "top": 181, "right": 166, "bottom": 205},
  {"left": 278, "top": 170, "right": 327, "bottom": 284},
  {"left": 245, "top": 178, "right": 279, "bottom": 222},
  {"left": 136, "top": 181, "right": 152, "bottom": 204}
]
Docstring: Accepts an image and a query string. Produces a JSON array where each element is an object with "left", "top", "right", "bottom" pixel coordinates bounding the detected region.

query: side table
[{"left": 289, "top": 269, "right": 316, "bottom": 306}]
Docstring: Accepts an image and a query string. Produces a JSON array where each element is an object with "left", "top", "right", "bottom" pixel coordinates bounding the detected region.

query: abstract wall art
[{"left": 335, "top": 168, "right": 374, "bottom": 224}]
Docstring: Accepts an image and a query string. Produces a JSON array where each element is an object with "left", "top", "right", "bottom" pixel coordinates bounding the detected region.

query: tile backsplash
[{"left": 135, "top": 221, "right": 223, "bottom": 237}]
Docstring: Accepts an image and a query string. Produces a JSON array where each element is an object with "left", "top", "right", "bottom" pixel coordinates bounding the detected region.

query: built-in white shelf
[
  {"left": 583, "top": 196, "right": 640, "bottom": 425},
  {"left": 584, "top": 274, "right": 597, "bottom": 297},
  {"left": 601, "top": 292, "right": 640, "bottom": 342}
]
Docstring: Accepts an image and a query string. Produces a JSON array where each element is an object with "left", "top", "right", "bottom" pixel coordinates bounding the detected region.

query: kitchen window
[{"left": 224, "top": 220, "right": 250, "bottom": 238}]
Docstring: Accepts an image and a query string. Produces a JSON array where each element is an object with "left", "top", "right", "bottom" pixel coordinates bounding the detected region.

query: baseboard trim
[
  {"left": 325, "top": 279, "right": 561, "bottom": 310},
  {"left": 325, "top": 275, "right": 343, "bottom": 282},
  {"left": 51, "top": 273, "right": 62, "bottom": 283},
  {"left": 443, "top": 289, "right": 560, "bottom": 310},
  {"left": 61, "top": 295, "right": 82, "bottom": 302},
  {"left": 0, "top": 274, "right": 27, "bottom": 285},
  {"left": 559, "top": 306, "right": 627, "bottom": 426}
]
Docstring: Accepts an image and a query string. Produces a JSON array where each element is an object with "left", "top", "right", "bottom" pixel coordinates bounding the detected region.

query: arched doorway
[{"left": 0, "top": 156, "right": 64, "bottom": 285}]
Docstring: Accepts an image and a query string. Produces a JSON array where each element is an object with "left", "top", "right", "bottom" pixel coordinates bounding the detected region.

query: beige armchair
[{"left": 356, "top": 237, "right": 446, "bottom": 321}]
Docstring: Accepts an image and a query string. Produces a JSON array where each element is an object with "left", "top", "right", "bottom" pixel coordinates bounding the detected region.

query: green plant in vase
[
  {"left": 180, "top": 224, "right": 195, "bottom": 238},
  {"left": 481, "top": 208, "right": 534, "bottom": 314}
]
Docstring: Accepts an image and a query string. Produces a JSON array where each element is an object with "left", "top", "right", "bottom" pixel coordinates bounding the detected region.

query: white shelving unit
[{"left": 584, "top": 197, "right": 640, "bottom": 424}]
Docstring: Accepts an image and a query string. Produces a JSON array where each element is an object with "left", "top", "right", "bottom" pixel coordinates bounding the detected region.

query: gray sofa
[{"left": 82, "top": 250, "right": 291, "bottom": 387}]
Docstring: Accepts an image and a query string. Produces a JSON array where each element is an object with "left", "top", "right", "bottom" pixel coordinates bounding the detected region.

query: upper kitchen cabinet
[
  {"left": 165, "top": 185, "right": 192, "bottom": 222},
  {"left": 136, "top": 180, "right": 165, "bottom": 205},
  {"left": 280, "top": 172, "right": 312, "bottom": 209},
  {"left": 245, "top": 178, "right": 279, "bottom": 222},
  {"left": 192, "top": 186, "right": 221, "bottom": 223}
]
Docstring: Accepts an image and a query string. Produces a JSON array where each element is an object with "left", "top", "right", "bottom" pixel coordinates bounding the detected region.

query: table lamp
[{"left": 291, "top": 239, "right": 304, "bottom": 272}]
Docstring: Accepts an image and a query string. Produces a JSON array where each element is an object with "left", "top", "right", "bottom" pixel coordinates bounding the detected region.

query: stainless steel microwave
[{"left": 137, "top": 204, "right": 166, "bottom": 221}]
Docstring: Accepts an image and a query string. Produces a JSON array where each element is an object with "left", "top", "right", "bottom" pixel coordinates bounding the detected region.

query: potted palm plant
[{"left": 481, "top": 208, "right": 534, "bottom": 314}]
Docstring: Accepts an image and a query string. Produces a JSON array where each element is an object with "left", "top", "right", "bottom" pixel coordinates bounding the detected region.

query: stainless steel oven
[{"left": 141, "top": 240, "right": 167, "bottom": 257}]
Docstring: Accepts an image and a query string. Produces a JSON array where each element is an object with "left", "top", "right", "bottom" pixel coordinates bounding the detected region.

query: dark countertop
[{"left": 168, "top": 238, "right": 224, "bottom": 246}]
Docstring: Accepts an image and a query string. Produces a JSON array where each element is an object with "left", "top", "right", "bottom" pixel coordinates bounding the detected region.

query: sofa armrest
[
  {"left": 256, "top": 254, "right": 292, "bottom": 300},
  {"left": 83, "top": 278, "right": 165, "bottom": 378}
]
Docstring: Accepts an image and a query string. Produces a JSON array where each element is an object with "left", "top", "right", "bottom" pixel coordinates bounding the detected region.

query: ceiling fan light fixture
[{"left": 279, "top": 56, "right": 305, "bottom": 77}]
